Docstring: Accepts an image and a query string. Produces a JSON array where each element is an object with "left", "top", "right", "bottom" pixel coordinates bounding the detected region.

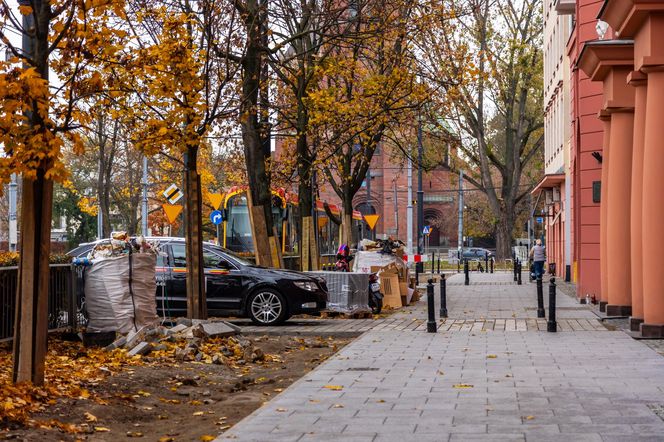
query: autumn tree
[
  {"left": 105, "top": 0, "right": 239, "bottom": 318},
  {"left": 265, "top": 0, "right": 355, "bottom": 270},
  {"left": 230, "top": 0, "right": 284, "bottom": 268},
  {"left": 310, "top": 0, "right": 424, "bottom": 246},
  {"left": 417, "top": 0, "right": 544, "bottom": 258},
  {"left": 0, "top": 0, "right": 125, "bottom": 384}
]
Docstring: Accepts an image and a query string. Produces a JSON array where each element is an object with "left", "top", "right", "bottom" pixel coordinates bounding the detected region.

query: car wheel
[{"left": 247, "top": 289, "right": 288, "bottom": 325}]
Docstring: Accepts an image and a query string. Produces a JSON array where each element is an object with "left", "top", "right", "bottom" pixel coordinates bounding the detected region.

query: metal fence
[{"left": 0, "top": 264, "right": 82, "bottom": 341}]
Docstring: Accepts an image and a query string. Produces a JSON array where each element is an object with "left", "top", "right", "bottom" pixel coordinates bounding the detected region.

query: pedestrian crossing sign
[{"left": 423, "top": 225, "right": 431, "bottom": 235}]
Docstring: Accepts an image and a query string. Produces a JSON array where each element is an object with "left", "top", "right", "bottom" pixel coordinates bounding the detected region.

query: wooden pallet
[{"left": 321, "top": 310, "right": 373, "bottom": 319}]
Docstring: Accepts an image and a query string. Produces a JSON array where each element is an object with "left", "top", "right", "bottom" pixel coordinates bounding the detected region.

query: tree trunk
[
  {"left": 340, "top": 186, "right": 353, "bottom": 248},
  {"left": 239, "top": 0, "right": 278, "bottom": 268},
  {"left": 298, "top": 161, "right": 318, "bottom": 271},
  {"left": 13, "top": 170, "right": 53, "bottom": 385},
  {"left": 184, "top": 147, "right": 207, "bottom": 319},
  {"left": 13, "top": 2, "right": 52, "bottom": 385},
  {"left": 495, "top": 213, "right": 515, "bottom": 260}
]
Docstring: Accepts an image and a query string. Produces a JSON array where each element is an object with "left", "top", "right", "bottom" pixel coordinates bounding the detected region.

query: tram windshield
[{"left": 225, "top": 195, "right": 253, "bottom": 253}]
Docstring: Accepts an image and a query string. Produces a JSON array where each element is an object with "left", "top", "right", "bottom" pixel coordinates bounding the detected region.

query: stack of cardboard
[{"left": 374, "top": 262, "right": 418, "bottom": 308}]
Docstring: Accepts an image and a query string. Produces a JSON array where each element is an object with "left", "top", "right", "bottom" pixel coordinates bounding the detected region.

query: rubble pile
[
  {"left": 359, "top": 238, "right": 405, "bottom": 257},
  {"left": 88, "top": 232, "right": 160, "bottom": 260},
  {"left": 103, "top": 320, "right": 273, "bottom": 368}
]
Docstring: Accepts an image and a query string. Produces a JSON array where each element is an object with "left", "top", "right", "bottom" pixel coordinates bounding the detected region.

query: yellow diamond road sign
[{"left": 163, "top": 184, "right": 183, "bottom": 205}]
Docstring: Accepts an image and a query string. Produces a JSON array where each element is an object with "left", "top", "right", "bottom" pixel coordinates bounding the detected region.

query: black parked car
[
  {"left": 68, "top": 237, "right": 328, "bottom": 325},
  {"left": 461, "top": 247, "right": 494, "bottom": 260}
]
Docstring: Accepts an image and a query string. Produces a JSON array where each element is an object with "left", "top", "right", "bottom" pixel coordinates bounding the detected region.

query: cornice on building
[
  {"left": 599, "top": 0, "right": 664, "bottom": 38},
  {"left": 555, "top": 0, "right": 576, "bottom": 15},
  {"left": 577, "top": 39, "right": 634, "bottom": 81}
]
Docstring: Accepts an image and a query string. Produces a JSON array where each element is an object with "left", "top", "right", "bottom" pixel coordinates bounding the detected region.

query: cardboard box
[
  {"left": 411, "top": 288, "right": 420, "bottom": 303},
  {"left": 380, "top": 273, "right": 402, "bottom": 308}
]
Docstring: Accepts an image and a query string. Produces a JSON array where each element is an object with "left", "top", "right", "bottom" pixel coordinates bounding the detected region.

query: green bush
[{"left": 0, "top": 252, "right": 71, "bottom": 267}]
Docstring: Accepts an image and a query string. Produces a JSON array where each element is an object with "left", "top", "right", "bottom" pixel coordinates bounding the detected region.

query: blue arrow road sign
[{"left": 210, "top": 210, "right": 223, "bottom": 225}]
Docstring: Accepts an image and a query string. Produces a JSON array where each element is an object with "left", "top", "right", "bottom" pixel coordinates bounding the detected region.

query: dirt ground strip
[{"left": 0, "top": 335, "right": 351, "bottom": 442}]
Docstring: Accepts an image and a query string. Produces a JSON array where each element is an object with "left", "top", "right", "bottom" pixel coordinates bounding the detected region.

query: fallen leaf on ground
[
  {"left": 127, "top": 431, "right": 144, "bottom": 437},
  {"left": 332, "top": 404, "right": 344, "bottom": 408},
  {"left": 487, "top": 355, "right": 497, "bottom": 359},
  {"left": 276, "top": 407, "right": 288, "bottom": 412},
  {"left": 193, "top": 411, "right": 205, "bottom": 416},
  {"left": 524, "top": 415, "right": 535, "bottom": 420},
  {"left": 200, "top": 436, "right": 216, "bottom": 441},
  {"left": 94, "top": 426, "right": 111, "bottom": 432},
  {"left": 323, "top": 385, "right": 343, "bottom": 391},
  {"left": 84, "top": 412, "right": 97, "bottom": 422},
  {"left": 453, "top": 384, "right": 474, "bottom": 389},
  {"left": 158, "top": 438, "right": 175, "bottom": 442}
]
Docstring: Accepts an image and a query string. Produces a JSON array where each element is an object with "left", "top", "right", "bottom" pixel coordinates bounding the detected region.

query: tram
[{"left": 222, "top": 187, "right": 366, "bottom": 256}]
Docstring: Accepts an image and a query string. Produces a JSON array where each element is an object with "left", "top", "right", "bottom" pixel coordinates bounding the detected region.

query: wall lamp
[{"left": 591, "top": 151, "right": 603, "bottom": 163}]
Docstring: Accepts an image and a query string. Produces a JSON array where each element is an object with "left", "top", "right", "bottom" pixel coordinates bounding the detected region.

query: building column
[
  {"left": 599, "top": 116, "right": 611, "bottom": 312},
  {"left": 605, "top": 110, "right": 634, "bottom": 317},
  {"left": 628, "top": 71, "right": 647, "bottom": 331},
  {"left": 641, "top": 69, "right": 664, "bottom": 337}
]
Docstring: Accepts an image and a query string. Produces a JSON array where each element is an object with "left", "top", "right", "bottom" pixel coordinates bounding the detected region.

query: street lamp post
[
  {"left": 416, "top": 110, "right": 424, "bottom": 274},
  {"left": 142, "top": 155, "right": 148, "bottom": 235}
]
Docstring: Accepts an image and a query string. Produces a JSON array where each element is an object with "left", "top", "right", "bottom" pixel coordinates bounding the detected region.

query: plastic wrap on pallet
[
  {"left": 311, "top": 272, "right": 370, "bottom": 314},
  {"left": 84, "top": 254, "right": 158, "bottom": 333},
  {"left": 352, "top": 251, "right": 407, "bottom": 274}
]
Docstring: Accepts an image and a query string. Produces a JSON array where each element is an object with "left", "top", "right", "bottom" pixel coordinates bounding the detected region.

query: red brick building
[{"left": 275, "top": 141, "right": 459, "bottom": 251}]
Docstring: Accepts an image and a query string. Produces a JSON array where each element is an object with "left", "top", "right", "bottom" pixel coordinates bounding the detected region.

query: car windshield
[{"left": 212, "top": 246, "right": 254, "bottom": 266}]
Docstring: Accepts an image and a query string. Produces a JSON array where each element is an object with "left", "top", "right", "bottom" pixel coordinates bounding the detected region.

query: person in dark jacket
[{"left": 529, "top": 239, "right": 546, "bottom": 279}]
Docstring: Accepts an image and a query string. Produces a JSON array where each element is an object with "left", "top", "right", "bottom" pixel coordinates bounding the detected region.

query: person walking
[{"left": 529, "top": 239, "right": 546, "bottom": 279}]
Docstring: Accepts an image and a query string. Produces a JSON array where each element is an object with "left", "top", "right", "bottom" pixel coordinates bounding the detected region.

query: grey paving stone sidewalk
[{"left": 217, "top": 272, "right": 664, "bottom": 441}]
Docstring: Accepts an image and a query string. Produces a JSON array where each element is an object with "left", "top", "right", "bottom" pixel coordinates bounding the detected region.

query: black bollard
[
  {"left": 536, "top": 275, "right": 545, "bottom": 318},
  {"left": 517, "top": 262, "right": 522, "bottom": 285},
  {"left": 439, "top": 274, "right": 448, "bottom": 318},
  {"left": 431, "top": 252, "right": 435, "bottom": 276},
  {"left": 513, "top": 258, "right": 518, "bottom": 282},
  {"left": 416, "top": 264, "right": 420, "bottom": 286},
  {"left": 437, "top": 256, "right": 441, "bottom": 274},
  {"left": 427, "top": 279, "right": 437, "bottom": 333},
  {"left": 547, "top": 276, "right": 557, "bottom": 332},
  {"left": 490, "top": 258, "right": 494, "bottom": 274},
  {"left": 485, "top": 254, "right": 489, "bottom": 275},
  {"left": 464, "top": 259, "right": 470, "bottom": 286}
]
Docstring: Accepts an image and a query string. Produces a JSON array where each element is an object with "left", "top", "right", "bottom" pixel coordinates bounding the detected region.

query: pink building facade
[
  {"left": 541, "top": 0, "right": 664, "bottom": 337},
  {"left": 538, "top": 0, "right": 605, "bottom": 300}
]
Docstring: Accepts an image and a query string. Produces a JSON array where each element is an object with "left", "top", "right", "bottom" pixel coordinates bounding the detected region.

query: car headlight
[{"left": 294, "top": 281, "right": 318, "bottom": 291}]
